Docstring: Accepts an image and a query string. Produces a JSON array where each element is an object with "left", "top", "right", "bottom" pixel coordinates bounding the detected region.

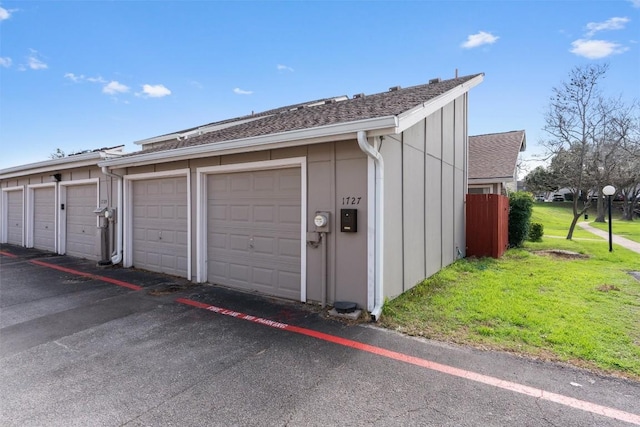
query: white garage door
[
  {"left": 207, "top": 168, "right": 301, "bottom": 300},
  {"left": 33, "top": 187, "right": 56, "bottom": 252},
  {"left": 66, "top": 184, "right": 98, "bottom": 260},
  {"left": 6, "top": 190, "right": 24, "bottom": 246},
  {"left": 132, "top": 177, "right": 188, "bottom": 277}
]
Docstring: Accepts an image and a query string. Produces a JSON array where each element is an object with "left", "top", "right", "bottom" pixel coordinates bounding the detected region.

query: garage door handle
[
  {"left": 249, "top": 237, "right": 254, "bottom": 249},
  {"left": 159, "top": 231, "right": 162, "bottom": 240}
]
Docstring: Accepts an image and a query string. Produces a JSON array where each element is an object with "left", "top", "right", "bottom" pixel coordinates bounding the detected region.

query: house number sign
[{"left": 341, "top": 196, "right": 362, "bottom": 205}]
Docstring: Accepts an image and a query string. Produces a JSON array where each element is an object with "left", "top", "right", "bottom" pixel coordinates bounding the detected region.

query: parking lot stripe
[
  {"left": 28, "top": 259, "right": 143, "bottom": 291},
  {"left": 176, "top": 297, "right": 640, "bottom": 426},
  {"left": 0, "top": 250, "right": 18, "bottom": 258}
]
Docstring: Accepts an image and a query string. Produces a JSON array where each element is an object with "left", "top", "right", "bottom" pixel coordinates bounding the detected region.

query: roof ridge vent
[
  {"left": 353, "top": 93, "right": 365, "bottom": 99},
  {"left": 324, "top": 99, "right": 336, "bottom": 104},
  {"left": 388, "top": 86, "right": 401, "bottom": 92},
  {"left": 429, "top": 77, "right": 441, "bottom": 84}
]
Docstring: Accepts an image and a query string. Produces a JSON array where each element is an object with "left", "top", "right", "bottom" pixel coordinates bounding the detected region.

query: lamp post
[{"left": 602, "top": 185, "right": 616, "bottom": 252}]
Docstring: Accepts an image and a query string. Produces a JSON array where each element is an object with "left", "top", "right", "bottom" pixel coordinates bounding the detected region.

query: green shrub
[
  {"left": 509, "top": 192, "right": 534, "bottom": 247},
  {"left": 528, "top": 222, "right": 544, "bottom": 242}
]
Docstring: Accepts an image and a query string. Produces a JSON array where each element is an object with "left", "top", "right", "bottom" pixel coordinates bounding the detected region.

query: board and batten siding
[{"left": 383, "top": 94, "right": 468, "bottom": 299}]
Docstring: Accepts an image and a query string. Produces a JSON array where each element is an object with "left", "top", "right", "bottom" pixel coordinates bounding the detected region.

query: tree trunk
[
  {"left": 566, "top": 213, "right": 580, "bottom": 240},
  {"left": 622, "top": 199, "right": 637, "bottom": 221},
  {"left": 595, "top": 195, "right": 605, "bottom": 222},
  {"left": 566, "top": 198, "right": 587, "bottom": 239}
]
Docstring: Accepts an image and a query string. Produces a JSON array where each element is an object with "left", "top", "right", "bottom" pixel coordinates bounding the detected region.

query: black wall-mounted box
[{"left": 340, "top": 209, "right": 357, "bottom": 232}]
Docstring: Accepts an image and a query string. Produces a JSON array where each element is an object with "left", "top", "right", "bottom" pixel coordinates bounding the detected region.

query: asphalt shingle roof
[
  {"left": 468, "top": 130, "right": 526, "bottom": 180},
  {"left": 127, "top": 74, "right": 482, "bottom": 157}
]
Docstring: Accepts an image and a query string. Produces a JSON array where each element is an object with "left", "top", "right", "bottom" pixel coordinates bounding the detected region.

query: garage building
[{"left": 100, "top": 74, "right": 484, "bottom": 319}]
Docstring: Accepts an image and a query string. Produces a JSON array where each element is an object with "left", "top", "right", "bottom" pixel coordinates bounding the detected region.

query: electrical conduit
[
  {"left": 101, "top": 166, "right": 123, "bottom": 264},
  {"left": 357, "top": 131, "right": 384, "bottom": 321}
]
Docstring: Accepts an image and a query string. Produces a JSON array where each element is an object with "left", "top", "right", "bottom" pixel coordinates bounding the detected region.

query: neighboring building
[
  {"left": 468, "top": 130, "right": 526, "bottom": 195},
  {"left": 0, "top": 74, "right": 483, "bottom": 319},
  {"left": 0, "top": 147, "right": 124, "bottom": 260}
]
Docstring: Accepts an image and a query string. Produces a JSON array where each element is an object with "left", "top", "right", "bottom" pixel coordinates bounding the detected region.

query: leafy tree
[{"left": 523, "top": 166, "right": 558, "bottom": 196}]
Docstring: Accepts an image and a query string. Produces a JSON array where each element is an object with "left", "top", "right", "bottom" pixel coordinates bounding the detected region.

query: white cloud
[
  {"left": 233, "top": 87, "right": 253, "bottom": 95},
  {"left": 65, "top": 73, "right": 106, "bottom": 84},
  {"left": 585, "top": 17, "right": 630, "bottom": 36},
  {"left": 102, "top": 80, "right": 130, "bottom": 95},
  {"left": 64, "top": 72, "right": 83, "bottom": 82},
  {"left": 0, "top": 57, "right": 11, "bottom": 67},
  {"left": 139, "top": 84, "right": 171, "bottom": 98},
  {"left": 27, "top": 50, "right": 47, "bottom": 70},
  {"left": 0, "top": 6, "right": 10, "bottom": 20},
  {"left": 629, "top": 0, "right": 640, "bottom": 8},
  {"left": 277, "top": 64, "right": 294, "bottom": 72},
  {"left": 570, "top": 39, "right": 629, "bottom": 59},
  {"left": 461, "top": 31, "right": 499, "bottom": 49},
  {"left": 86, "top": 76, "right": 106, "bottom": 83}
]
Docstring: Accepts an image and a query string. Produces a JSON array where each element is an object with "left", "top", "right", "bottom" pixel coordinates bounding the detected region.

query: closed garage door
[
  {"left": 33, "top": 187, "right": 56, "bottom": 252},
  {"left": 132, "top": 177, "right": 188, "bottom": 277},
  {"left": 6, "top": 190, "right": 24, "bottom": 246},
  {"left": 66, "top": 184, "right": 98, "bottom": 260},
  {"left": 207, "top": 168, "right": 301, "bottom": 300}
]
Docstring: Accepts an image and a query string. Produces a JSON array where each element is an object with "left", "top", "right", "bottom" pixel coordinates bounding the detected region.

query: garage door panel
[
  {"left": 279, "top": 238, "right": 301, "bottom": 258},
  {"left": 65, "top": 184, "right": 97, "bottom": 260},
  {"left": 253, "top": 267, "right": 275, "bottom": 287},
  {"left": 278, "top": 275, "right": 301, "bottom": 295},
  {"left": 280, "top": 205, "right": 301, "bottom": 223},
  {"left": 7, "top": 190, "right": 24, "bottom": 246},
  {"left": 132, "top": 177, "right": 188, "bottom": 277},
  {"left": 33, "top": 187, "right": 55, "bottom": 252},
  {"left": 207, "top": 168, "right": 301, "bottom": 300},
  {"left": 231, "top": 205, "right": 250, "bottom": 221}
]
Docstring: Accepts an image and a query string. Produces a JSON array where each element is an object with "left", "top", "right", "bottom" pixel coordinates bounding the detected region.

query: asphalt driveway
[{"left": 1, "top": 245, "right": 639, "bottom": 426}]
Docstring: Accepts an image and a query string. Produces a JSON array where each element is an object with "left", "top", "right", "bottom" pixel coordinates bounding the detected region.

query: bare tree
[
  {"left": 49, "top": 148, "right": 66, "bottom": 159},
  {"left": 612, "top": 111, "right": 640, "bottom": 220},
  {"left": 542, "top": 64, "right": 637, "bottom": 238}
]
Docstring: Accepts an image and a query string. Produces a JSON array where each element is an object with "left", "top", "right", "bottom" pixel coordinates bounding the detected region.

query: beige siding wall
[
  {"left": 383, "top": 94, "right": 468, "bottom": 300},
  {"left": 380, "top": 135, "right": 403, "bottom": 299},
  {"left": 124, "top": 140, "right": 370, "bottom": 308}
]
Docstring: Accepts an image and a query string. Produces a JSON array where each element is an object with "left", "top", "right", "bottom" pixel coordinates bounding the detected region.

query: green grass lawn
[{"left": 380, "top": 203, "right": 640, "bottom": 380}]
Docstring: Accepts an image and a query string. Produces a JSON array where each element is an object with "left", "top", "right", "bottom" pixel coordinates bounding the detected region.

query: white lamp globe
[{"left": 603, "top": 185, "right": 616, "bottom": 196}]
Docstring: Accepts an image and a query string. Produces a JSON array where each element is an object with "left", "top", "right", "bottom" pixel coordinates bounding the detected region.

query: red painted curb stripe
[
  {"left": 176, "top": 297, "right": 640, "bottom": 426},
  {"left": 29, "top": 259, "right": 143, "bottom": 291},
  {"left": 0, "top": 250, "right": 18, "bottom": 258}
]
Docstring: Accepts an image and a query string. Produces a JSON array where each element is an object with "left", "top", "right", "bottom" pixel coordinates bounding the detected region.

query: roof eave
[
  {"left": 0, "top": 151, "right": 123, "bottom": 180},
  {"left": 396, "top": 74, "right": 484, "bottom": 133},
  {"left": 99, "top": 115, "right": 399, "bottom": 168},
  {"left": 468, "top": 176, "right": 516, "bottom": 184}
]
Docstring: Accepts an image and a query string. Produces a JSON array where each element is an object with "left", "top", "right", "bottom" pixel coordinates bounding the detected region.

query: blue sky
[{"left": 0, "top": 1, "right": 638, "bottom": 172}]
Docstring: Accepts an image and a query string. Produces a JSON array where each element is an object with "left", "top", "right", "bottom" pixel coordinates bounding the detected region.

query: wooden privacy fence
[{"left": 466, "top": 194, "right": 509, "bottom": 259}]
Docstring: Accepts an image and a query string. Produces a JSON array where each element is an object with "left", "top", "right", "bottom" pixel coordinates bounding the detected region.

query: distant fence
[{"left": 466, "top": 194, "right": 509, "bottom": 259}]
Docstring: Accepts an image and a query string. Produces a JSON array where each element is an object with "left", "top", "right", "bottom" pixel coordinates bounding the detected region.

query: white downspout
[
  {"left": 101, "top": 166, "right": 123, "bottom": 264},
  {"left": 357, "top": 131, "right": 384, "bottom": 321}
]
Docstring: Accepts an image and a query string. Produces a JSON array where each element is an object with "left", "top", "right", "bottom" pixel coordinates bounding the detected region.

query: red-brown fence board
[{"left": 466, "top": 194, "right": 509, "bottom": 258}]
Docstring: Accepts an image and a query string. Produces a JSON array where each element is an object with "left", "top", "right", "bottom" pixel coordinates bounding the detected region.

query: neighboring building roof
[
  {"left": 468, "top": 130, "right": 526, "bottom": 181},
  {"left": 102, "top": 74, "right": 484, "bottom": 167},
  {"left": 0, "top": 146, "right": 125, "bottom": 180}
]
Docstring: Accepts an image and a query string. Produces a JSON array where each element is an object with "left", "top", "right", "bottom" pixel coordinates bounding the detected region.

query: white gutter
[
  {"left": 100, "top": 115, "right": 399, "bottom": 169},
  {"left": 357, "top": 131, "right": 384, "bottom": 321},
  {"left": 101, "top": 166, "right": 123, "bottom": 264}
]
